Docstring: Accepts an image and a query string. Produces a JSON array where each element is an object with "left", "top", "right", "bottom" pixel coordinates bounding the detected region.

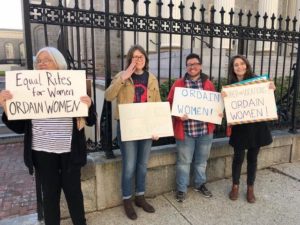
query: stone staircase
[{"left": 0, "top": 81, "right": 24, "bottom": 144}]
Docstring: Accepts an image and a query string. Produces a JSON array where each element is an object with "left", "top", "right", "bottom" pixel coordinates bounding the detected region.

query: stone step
[
  {"left": 0, "top": 124, "right": 13, "bottom": 135},
  {"left": 0, "top": 133, "right": 24, "bottom": 144}
]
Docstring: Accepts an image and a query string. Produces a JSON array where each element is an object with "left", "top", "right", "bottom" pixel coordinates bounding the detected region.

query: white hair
[{"left": 35, "top": 47, "right": 68, "bottom": 70}]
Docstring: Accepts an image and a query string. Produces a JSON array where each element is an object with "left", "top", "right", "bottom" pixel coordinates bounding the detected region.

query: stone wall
[{"left": 60, "top": 129, "right": 300, "bottom": 217}]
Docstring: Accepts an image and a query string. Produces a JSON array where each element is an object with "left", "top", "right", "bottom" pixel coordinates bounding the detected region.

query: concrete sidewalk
[{"left": 1, "top": 162, "right": 300, "bottom": 225}]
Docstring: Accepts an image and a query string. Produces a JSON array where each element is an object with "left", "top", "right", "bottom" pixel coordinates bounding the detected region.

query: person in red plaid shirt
[{"left": 168, "top": 53, "right": 217, "bottom": 202}]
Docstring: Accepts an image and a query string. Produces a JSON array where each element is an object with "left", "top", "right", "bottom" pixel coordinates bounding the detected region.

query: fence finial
[
  {"left": 200, "top": 4, "right": 206, "bottom": 23},
  {"left": 179, "top": 1, "right": 185, "bottom": 20}
]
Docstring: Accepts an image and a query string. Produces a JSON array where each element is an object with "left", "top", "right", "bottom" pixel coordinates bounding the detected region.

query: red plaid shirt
[{"left": 183, "top": 76, "right": 208, "bottom": 137}]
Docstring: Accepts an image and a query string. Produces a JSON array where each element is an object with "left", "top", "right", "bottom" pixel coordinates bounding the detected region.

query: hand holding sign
[
  {"left": 0, "top": 90, "right": 13, "bottom": 114},
  {"left": 180, "top": 114, "right": 189, "bottom": 121},
  {"left": 80, "top": 96, "right": 92, "bottom": 108}
]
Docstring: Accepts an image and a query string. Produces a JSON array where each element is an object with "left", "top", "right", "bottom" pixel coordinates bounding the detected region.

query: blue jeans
[
  {"left": 176, "top": 133, "right": 213, "bottom": 193},
  {"left": 117, "top": 122, "right": 152, "bottom": 199}
]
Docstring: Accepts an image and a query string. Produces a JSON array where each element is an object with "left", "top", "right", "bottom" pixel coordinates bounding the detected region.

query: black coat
[
  {"left": 2, "top": 104, "right": 97, "bottom": 175},
  {"left": 229, "top": 121, "right": 272, "bottom": 149}
]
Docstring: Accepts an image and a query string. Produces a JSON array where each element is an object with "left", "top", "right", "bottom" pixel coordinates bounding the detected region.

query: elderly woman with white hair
[{"left": 0, "top": 47, "right": 96, "bottom": 225}]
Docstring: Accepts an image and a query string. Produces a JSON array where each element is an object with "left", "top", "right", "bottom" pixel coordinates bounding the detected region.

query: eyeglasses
[
  {"left": 186, "top": 63, "right": 201, "bottom": 68},
  {"left": 35, "top": 59, "right": 54, "bottom": 65},
  {"left": 132, "top": 55, "right": 145, "bottom": 61}
]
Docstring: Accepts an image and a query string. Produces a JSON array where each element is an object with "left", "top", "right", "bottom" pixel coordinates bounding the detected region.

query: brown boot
[
  {"left": 135, "top": 195, "right": 155, "bottom": 213},
  {"left": 229, "top": 184, "right": 239, "bottom": 200},
  {"left": 247, "top": 185, "right": 256, "bottom": 203},
  {"left": 123, "top": 199, "right": 137, "bottom": 220}
]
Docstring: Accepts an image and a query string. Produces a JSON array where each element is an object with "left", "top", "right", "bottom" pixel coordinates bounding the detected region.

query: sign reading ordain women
[
  {"left": 222, "top": 80, "right": 278, "bottom": 125},
  {"left": 5, "top": 70, "right": 88, "bottom": 120},
  {"left": 171, "top": 87, "right": 224, "bottom": 125}
]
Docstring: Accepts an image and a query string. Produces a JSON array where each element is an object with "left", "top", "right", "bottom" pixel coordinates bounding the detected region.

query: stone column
[
  {"left": 213, "top": 0, "right": 235, "bottom": 49},
  {"left": 123, "top": 0, "right": 135, "bottom": 54},
  {"left": 137, "top": 0, "right": 157, "bottom": 52},
  {"left": 160, "top": 0, "right": 181, "bottom": 49},
  {"left": 257, "top": 0, "right": 279, "bottom": 51},
  {"left": 296, "top": 0, "right": 300, "bottom": 25},
  {"left": 183, "top": 0, "right": 201, "bottom": 50}
]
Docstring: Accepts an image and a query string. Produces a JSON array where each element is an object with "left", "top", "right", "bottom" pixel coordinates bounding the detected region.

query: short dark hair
[
  {"left": 126, "top": 45, "right": 149, "bottom": 71},
  {"left": 186, "top": 53, "right": 202, "bottom": 65}
]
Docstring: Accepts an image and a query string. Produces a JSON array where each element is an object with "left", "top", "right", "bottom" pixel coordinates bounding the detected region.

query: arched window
[
  {"left": 19, "top": 43, "right": 25, "bottom": 59},
  {"left": 5, "top": 43, "right": 14, "bottom": 59}
]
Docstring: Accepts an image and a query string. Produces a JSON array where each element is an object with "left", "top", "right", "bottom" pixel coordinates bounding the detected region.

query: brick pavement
[{"left": 0, "top": 143, "right": 36, "bottom": 220}]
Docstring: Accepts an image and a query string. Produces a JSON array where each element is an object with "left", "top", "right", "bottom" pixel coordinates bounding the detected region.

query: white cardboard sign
[
  {"left": 222, "top": 81, "right": 278, "bottom": 125},
  {"left": 5, "top": 70, "right": 88, "bottom": 120},
  {"left": 171, "top": 87, "right": 224, "bottom": 124},
  {"left": 119, "top": 102, "right": 174, "bottom": 141}
]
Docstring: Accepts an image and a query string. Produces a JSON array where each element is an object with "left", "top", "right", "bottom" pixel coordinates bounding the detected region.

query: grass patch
[{"left": 0, "top": 71, "right": 5, "bottom": 76}]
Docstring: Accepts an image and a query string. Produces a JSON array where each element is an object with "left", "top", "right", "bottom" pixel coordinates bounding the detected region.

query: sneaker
[
  {"left": 175, "top": 191, "right": 186, "bottom": 202},
  {"left": 194, "top": 184, "right": 213, "bottom": 198}
]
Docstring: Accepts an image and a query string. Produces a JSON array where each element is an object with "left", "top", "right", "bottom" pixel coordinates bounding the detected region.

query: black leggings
[
  {"left": 32, "top": 150, "right": 86, "bottom": 225},
  {"left": 232, "top": 147, "right": 260, "bottom": 185}
]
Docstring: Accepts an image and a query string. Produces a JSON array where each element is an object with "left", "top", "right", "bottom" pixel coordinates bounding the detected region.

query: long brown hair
[
  {"left": 125, "top": 45, "right": 149, "bottom": 71},
  {"left": 228, "top": 55, "right": 254, "bottom": 83}
]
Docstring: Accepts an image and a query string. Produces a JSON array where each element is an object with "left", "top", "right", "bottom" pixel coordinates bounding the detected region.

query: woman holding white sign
[
  {"left": 105, "top": 45, "right": 161, "bottom": 220},
  {"left": 224, "top": 55, "right": 275, "bottom": 203},
  {"left": 0, "top": 47, "right": 96, "bottom": 225}
]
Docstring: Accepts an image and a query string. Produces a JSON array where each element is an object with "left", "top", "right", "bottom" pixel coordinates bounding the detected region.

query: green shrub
[
  {"left": 0, "top": 71, "right": 5, "bottom": 76},
  {"left": 159, "top": 78, "right": 176, "bottom": 101}
]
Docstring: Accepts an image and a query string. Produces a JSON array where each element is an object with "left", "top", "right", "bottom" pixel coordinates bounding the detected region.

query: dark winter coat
[{"left": 229, "top": 121, "right": 272, "bottom": 149}]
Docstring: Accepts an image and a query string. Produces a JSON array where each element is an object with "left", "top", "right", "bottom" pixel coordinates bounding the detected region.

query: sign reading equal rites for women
[
  {"left": 222, "top": 81, "right": 278, "bottom": 125},
  {"left": 5, "top": 70, "right": 88, "bottom": 120},
  {"left": 171, "top": 87, "right": 224, "bottom": 125}
]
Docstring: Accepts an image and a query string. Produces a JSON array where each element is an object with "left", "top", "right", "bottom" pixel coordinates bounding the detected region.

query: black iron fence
[{"left": 23, "top": 0, "right": 300, "bottom": 151}]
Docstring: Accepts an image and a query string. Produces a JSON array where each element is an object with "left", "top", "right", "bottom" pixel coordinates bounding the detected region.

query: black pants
[
  {"left": 32, "top": 150, "right": 86, "bottom": 225},
  {"left": 232, "top": 147, "right": 260, "bottom": 185}
]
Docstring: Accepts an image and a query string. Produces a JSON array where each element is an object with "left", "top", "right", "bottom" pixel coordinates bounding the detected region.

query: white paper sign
[
  {"left": 171, "top": 87, "right": 224, "bottom": 124},
  {"left": 222, "top": 81, "right": 278, "bottom": 125},
  {"left": 119, "top": 102, "right": 174, "bottom": 141},
  {"left": 5, "top": 70, "right": 88, "bottom": 120}
]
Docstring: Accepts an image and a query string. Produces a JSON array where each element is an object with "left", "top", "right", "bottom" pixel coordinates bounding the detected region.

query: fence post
[
  {"left": 237, "top": 10, "right": 244, "bottom": 55},
  {"left": 22, "top": 0, "right": 43, "bottom": 221},
  {"left": 289, "top": 38, "right": 300, "bottom": 133},
  {"left": 103, "top": 0, "right": 115, "bottom": 158},
  {"left": 22, "top": 0, "right": 33, "bottom": 69}
]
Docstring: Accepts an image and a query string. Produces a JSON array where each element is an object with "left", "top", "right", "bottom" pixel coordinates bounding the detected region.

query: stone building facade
[{"left": 0, "top": 29, "right": 25, "bottom": 62}]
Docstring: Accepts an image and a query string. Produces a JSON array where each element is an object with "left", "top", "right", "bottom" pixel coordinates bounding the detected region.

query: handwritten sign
[
  {"left": 236, "top": 74, "right": 269, "bottom": 85},
  {"left": 119, "top": 102, "right": 174, "bottom": 141},
  {"left": 5, "top": 70, "right": 88, "bottom": 120},
  {"left": 222, "top": 81, "right": 278, "bottom": 125},
  {"left": 171, "top": 87, "right": 224, "bottom": 124}
]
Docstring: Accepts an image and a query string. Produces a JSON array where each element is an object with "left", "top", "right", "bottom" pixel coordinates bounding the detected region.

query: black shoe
[
  {"left": 176, "top": 191, "right": 186, "bottom": 202},
  {"left": 135, "top": 195, "right": 155, "bottom": 213},
  {"left": 194, "top": 184, "right": 213, "bottom": 198},
  {"left": 123, "top": 199, "right": 137, "bottom": 220}
]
